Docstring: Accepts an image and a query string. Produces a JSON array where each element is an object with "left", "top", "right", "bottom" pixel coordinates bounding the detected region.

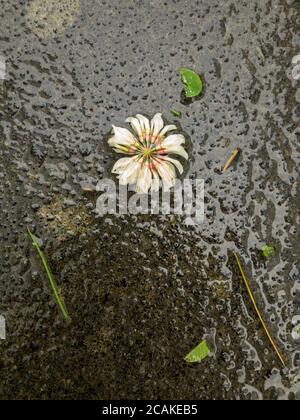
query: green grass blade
[{"left": 28, "top": 229, "right": 69, "bottom": 321}]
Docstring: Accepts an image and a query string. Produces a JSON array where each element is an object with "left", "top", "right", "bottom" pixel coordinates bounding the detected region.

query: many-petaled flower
[{"left": 108, "top": 113, "right": 188, "bottom": 194}]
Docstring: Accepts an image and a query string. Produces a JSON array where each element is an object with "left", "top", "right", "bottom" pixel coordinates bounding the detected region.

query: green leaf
[
  {"left": 184, "top": 339, "right": 210, "bottom": 363},
  {"left": 170, "top": 109, "right": 182, "bottom": 118},
  {"left": 261, "top": 245, "right": 275, "bottom": 259},
  {"left": 179, "top": 68, "right": 203, "bottom": 98}
]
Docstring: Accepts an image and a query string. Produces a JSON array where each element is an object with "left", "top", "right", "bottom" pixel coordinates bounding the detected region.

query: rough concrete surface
[{"left": 0, "top": 0, "right": 299, "bottom": 400}]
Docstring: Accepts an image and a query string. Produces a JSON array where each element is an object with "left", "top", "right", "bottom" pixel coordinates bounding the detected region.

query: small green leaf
[
  {"left": 261, "top": 245, "right": 275, "bottom": 259},
  {"left": 184, "top": 339, "right": 210, "bottom": 363},
  {"left": 170, "top": 109, "right": 182, "bottom": 118},
  {"left": 179, "top": 68, "right": 203, "bottom": 98}
]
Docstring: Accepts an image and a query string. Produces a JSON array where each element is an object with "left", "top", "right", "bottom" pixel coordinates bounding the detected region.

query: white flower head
[{"left": 108, "top": 113, "right": 188, "bottom": 194}]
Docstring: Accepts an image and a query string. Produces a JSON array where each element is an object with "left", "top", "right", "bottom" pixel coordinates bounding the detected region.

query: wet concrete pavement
[{"left": 0, "top": 0, "right": 299, "bottom": 400}]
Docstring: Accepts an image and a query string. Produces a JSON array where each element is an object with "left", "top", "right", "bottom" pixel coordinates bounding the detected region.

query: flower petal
[
  {"left": 112, "top": 148, "right": 134, "bottom": 155},
  {"left": 156, "top": 160, "right": 176, "bottom": 186},
  {"left": 119, "top": 158, "right": 141, "bottom": 185},
  {"left": 151, "top": 113, "right": 164, "bottom": 137},
  {"left": 112, "top": 125, "right": 136, "bottom": 147},
  {"left": 159, "top": 124, "right": 177, "bottom": 138},
  {"left": 112, "top": 157, "right": 133, "bottom": 174},
  {"left": 108, "top": 140, "right": 130, "bottom": 154},
  {"left": 126, "top": 117, "right": 143, "bottom": 139},
  {"left": 151, "top": 169, "right": 161, "bottom": 192},
  {"left": 161, "top": 156, "right": 184, "bottom": 174},
  {"left": 161, "top": 134, "right": 185, "bottom": 148},
  {"left": 108, "top": 138, "right": 137, "bottom": 155},
  {"left": 136, "top": 164, "right": 152, "bottom": 194},
  {"left": 108, "top": 136, "right": 119, "bottom": 148},
  {"left": 136, "top": 114, "right": 150, "bottom": 141},
  {"left": 162, "top": 145, "right": 189, "bottom": 160},
  {"left": 156, "top": 160, "right": 177, "bottom": 192}
]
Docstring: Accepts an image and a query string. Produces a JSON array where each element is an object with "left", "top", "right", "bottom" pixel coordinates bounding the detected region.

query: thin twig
[
  {"left": 234, "top": 252, "right": 285, "bottom": 367},
  {"left": 28, "top": 229, "right": 70, "bottom": 321}
]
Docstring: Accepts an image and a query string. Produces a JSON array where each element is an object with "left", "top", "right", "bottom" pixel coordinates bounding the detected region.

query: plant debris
[
  {"left": 223, "top": 148, "right": 239, "bottom": 173},
  {"left": 179, "top": 68, "right": 203, "bottom": 98},
  {"left": 256, "top": 47, "right": 266, "bottom": 65},
  {"left": 28, "top": 228, "right": 70, "bottom": 321},
  {"left": 261, "top": 245, "right": 275, "bottom": 259},
  {"left": 234, "top": 252, "right": 285, "bottom": 367},
  {"left": 184, "top": 339, "right": 210, "bottom": 363},
  {"left": 170, "top": 109, "right": 182, "bottom": 118}
]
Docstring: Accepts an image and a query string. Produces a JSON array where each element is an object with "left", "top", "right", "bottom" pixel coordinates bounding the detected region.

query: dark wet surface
[{"left": 0, "top": 0, "right": 300, "bottom": 400}]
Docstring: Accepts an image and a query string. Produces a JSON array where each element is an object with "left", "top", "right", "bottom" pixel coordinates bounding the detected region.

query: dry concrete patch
[
  {"left": 37, "top": 195, "right": 92, "bottom": 240},
  {"left": 26, "top": 0, "right": 81, "bottom": 38}
]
